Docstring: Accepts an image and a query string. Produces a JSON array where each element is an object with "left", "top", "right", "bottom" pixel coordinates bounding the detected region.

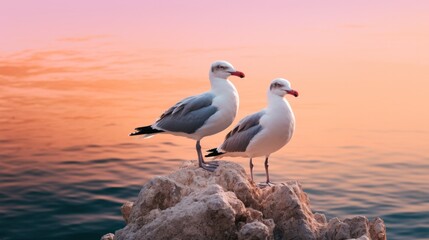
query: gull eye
[
  {"left": 212, "top": 65, "right": 223, "bottom": 72},
  {"left": 270, "top": 82, "right": 283, "bottom": 90}
]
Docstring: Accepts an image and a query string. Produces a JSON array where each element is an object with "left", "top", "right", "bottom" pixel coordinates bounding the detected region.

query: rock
[
  {"left": 326, "top": 218, "right": 351, "bottom": 239},
  {"left": 260, "top": 182, "right": 323, "bottom": 239},
  {"left": 115, "top": 184, "right": 271, "bottom": 240},
  {"left": 121, "top": 201, "right": 133, "bottom": 224},
  {"left": 370, "top": 217, "right": 387, "bottom": 240},
  {"left": 322, "top": 216, "right": 387, "bottom": 240},
  {"left": 238, "top": 221, "right": 272, "bottom": 240},
  {"left": 344, "top": 216, "right": 370, "bottom": 238},
  {"left": 100, "top": 233, "right": 114, "bottom": 240},
  {"left": 103, "top": 161, "right": 386, "bottom": 240}
]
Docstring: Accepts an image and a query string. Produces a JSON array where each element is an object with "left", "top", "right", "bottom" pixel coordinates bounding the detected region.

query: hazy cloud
[
  {"left": 340, "top": 24, "right": 367, "bottom": 29},
  {"left": 58, "top": 35, "right": 108, "bottom": 43}
]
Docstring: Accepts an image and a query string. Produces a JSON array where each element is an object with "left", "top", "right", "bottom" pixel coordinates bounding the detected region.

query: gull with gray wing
[
  {"left": 130, "top": 61, "right": 245, "bottom": 171},
  {"left": 206, "top": 78, "right": 298, "bottom": 183}
]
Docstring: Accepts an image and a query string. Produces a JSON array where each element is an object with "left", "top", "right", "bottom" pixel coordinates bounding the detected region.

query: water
[
  {"left": 0, "top": 142, "right": 179, "bottom": 240},
  {"left": 1, "top": 45, "right": 429, "bottom": 239},
  {"left": 1, "top": 138, "right": 428, "bottom": 240},
  {"left": 0, "top": 75, "right": 429, "bottom": 240}
]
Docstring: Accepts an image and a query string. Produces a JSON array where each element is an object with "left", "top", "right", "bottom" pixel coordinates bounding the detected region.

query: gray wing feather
[
  {"left": 220, "top": 111, "right": 265, "bottom": 152},
  {"left": 155, "top": 93, "right": 217, "bottom": 134}
]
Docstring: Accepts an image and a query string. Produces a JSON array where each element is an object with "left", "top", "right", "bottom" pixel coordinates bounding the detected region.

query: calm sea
[{"left": 0, "top": 56, "right": 428, "bottom": 240}]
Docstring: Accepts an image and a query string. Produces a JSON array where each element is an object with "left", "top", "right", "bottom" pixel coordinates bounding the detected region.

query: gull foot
[
  {"left": 206, "top": 160, "right": 219, "bottom": 166},
  {"left": 257, "top": 182, "right": 274, "bottom": 188},
  {"left": 200, "top": 162, "right": 219, "bottom": 172}
]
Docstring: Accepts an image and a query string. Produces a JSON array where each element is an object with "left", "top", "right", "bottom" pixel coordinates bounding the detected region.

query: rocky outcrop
[{"left": 102, "top": 161, "right": 386, "bottom": 240}]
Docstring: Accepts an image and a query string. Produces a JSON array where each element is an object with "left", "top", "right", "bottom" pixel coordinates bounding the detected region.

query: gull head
[
  {"left": 210, "top": 60, "right": 245, "bottom": 79},
  {"left": 269, "top": 78, "right": 299, "bottom": 97}
]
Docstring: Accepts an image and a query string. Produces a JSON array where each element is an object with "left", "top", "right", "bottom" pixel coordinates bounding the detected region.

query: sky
[
  {"left": 1, "top": 0, "right": 428, "bottom": 157},
  {"left": 2, "top": 1, "right": 429, "bottom": 53},
  {"left": 1, "top": 3, "right": 429, "bottom": 239}
]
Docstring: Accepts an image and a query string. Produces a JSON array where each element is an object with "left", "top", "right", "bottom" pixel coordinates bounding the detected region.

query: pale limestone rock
[
  {"left": 370, "top": 217, "right": 387, "bottom": 240},
  {"left": 314, "top": 213, "right": 327, "bottom": 225},
  {"left": 100, "top": 233, "right": 114, "bottom": 240},
  {"left": 352, "top": 236, "right": 371, "bottom": 240},
  {"left": 115, "top": 184, "right": 268, "bottom": 240},
  {"left": 238, "top": 221, "right": 272, "bottom": 240},
  {"left": 103, "top": 160, "right": 386, "bottom": 240},
  {"left": 322, "top": 216, "right": 387, "bottom": 240},
  {"left": 121, "top": 201, "right": 133, "bottom": 224},
  {"left": 259, "top": 181, "right": 323, "bottom": 239},
  {"left": 345, "top": 216, "right": 370, "bottom": 238},
  {"left": 326, "top": 218, "right": 351, "bottom": 239}
]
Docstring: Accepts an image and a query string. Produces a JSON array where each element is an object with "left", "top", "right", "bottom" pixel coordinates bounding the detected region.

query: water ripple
[{"left": 0, "top": 142, "right": 428, "bottom": 240}]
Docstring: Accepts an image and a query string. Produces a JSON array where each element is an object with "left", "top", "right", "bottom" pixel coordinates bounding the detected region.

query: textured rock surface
[
  {"left": 100, "top": 233, "right": 114, "bottom": 240},
  {"left": 102, "top": 161, "right": 386, "bottom": 240},
  {"left": 121, "top": 201, "right": 133, "bottom": 224}
]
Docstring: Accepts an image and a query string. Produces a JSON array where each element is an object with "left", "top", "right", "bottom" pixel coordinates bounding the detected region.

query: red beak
[
  {"left": 286, "top": 89, "right": 299, "bottom": 97},
  {"left": 230, "top": 71, "right": 245, "bottom": 78}
]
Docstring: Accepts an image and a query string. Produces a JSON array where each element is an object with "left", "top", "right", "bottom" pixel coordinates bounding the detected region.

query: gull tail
[
  {"left": 129, "top": 125, "right": 164, "bottom": 137},
  {"left": 205, "top": 148, "right": 224, "bottom": 157}
]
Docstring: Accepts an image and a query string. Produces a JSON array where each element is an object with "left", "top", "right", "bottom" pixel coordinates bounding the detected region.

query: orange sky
[{"left": 1, "top": 0, "right": 428, "bottom": 160}]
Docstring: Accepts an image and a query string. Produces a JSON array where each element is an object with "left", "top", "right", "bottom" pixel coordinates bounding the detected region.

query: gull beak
[
  {"left": 286, "top": 89, "right": 299, "bottom": 97},
  {"left": 230, "top": 71, "right": 245, "bottom": 78}
]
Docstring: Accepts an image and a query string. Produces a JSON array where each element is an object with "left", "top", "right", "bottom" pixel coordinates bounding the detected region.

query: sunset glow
[
  {"left": 1, "top": 1, "right": 428, "bottom": 239},
  {"left": 1, "top": 0, "right": 428, "bottom": 159}
]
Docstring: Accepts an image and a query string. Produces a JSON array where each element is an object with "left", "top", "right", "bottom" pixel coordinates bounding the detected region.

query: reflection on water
[{"left": 0, "top": 47, "right": 428, "bottom": 240}]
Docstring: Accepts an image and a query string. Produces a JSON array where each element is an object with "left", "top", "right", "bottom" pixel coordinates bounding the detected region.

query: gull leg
[
  {"left": 201, "top": 150, "right": 207, "bottom": 164},
  {"left": 201, "top": 157, "right": 219, "bottom": 165},
  {"left": 249, "top": 158, "right": 254, "bottom": 181},
  {"left": 264, "top": 156, "right": 272, "bottom": 185},
  {"left": 196, "top": 140, "right": 218, "bottom": 172}
]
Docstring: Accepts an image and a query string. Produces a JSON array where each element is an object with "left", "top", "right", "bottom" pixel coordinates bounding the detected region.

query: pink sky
[
  {"left": 2, "top": 0, "right": 428, "bottom": 52},
  {"left": 1, "top": 0, "right": 428, "bottom": 157}
]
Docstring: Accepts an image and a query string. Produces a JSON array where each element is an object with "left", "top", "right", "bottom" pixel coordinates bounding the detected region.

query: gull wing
[
  {"left": 220, "top": 111, "right": 265, "bottom": 152},
  {"left": 154, "top": 92, "right": 217, "bottom": 134}
]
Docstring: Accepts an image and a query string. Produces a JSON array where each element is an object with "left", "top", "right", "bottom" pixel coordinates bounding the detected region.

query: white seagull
[
  {"left": 205, "top": 78, "right": 298, "bottom": 183},
  {"left": 129, "top": 60, "right": 245, "bottom": 172}
]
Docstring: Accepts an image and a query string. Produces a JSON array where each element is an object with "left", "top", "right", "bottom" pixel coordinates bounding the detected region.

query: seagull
[
  {"left": 205, "top": 78, "right": 298, "bottom": 183},
  {"left": 129, "top": 60, "right": 245, "bottom": 172}
]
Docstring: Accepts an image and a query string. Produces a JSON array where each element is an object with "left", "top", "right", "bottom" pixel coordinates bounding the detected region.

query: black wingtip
[
  {"left": 207, "top": 147, "right": 218, "bottom": 152},
  {"left": 129, "top": 125, "right": 164, "bottom": 136},
  {"left": 205, "top": 148, "right": 224, "bottom": 157}
]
